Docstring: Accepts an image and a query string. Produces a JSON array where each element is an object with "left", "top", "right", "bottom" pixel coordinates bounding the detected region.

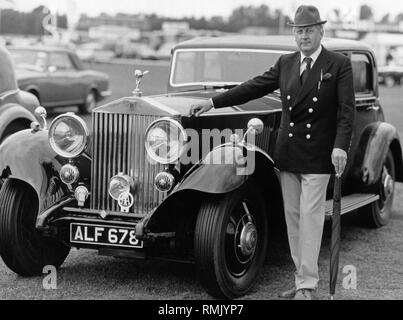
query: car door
[
  {"left": 47, "top": 52, "right": 83, "bottom": 106},
  {"left": 336, "top": 50, "right": 382, "bottom": 183}
]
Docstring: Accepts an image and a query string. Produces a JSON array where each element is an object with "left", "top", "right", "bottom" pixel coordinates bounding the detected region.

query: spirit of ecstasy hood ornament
[{"left": 132, "top": 69, "right": 149, "bottom": 97}]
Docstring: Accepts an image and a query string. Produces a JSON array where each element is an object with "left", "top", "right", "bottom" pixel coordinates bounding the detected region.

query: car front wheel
[
  {"left": 79, "top": 90, "right": 97, "bottom": 114},
  {"left": 0, "top": 179, "right": 70, "bottom": 276},
  {"left": 194, "top": 181, "right": 268, "bottom": 299}
]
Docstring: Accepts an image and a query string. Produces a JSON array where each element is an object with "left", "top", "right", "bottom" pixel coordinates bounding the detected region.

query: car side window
[
  {"left": 49, "top": 53, "right": 74, "bottom": 71},
  {"left": 351, "top": 53, "right": 373, "bottom": 95}
]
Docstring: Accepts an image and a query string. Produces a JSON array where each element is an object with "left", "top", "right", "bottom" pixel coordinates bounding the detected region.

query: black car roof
[{"left": 174, "top": 35, "right": 371, "bottom": 52}]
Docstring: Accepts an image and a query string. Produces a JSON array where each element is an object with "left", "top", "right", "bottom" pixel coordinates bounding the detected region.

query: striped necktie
[{"left": 301, "top": 57, "right": 312, "bottom": 85}]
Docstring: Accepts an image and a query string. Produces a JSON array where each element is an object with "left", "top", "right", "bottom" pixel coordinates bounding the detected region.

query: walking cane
[{"left": 329, "top": 174, "right": 341, "bottom": 300}]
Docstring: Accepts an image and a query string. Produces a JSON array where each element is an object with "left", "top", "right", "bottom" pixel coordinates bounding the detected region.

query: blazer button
[
  {"left": 289, "top": 107, "right": 292, "bottom": 111},
  {"left": 306, "top": 134, "right": 311, "bottom": 140},
  {"left": 308, "top": 108, "right": 314, "bottom": 113},
  {"left": 313, "top": 97, "right": 318, "bottom": 102},
  {"left": 287, "top": 95, "right": 291, "bottom": 100},
  {"left": 307, "top": 124, "right": 311, "bottom": 129},
  {"left": 289, "top": 133, "right": 293, "bottom": 138},
  {"left": 290, "top": 122, "right": 295, "bottom": 127}
]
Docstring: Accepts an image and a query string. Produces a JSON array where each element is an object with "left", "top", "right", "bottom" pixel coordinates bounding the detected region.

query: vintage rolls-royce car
[
  {"left": 0, "top": 45, "right": 39, "bottom": 144},
  {"left": 0, "top": 36, "right": 402, "bottom": 299}
]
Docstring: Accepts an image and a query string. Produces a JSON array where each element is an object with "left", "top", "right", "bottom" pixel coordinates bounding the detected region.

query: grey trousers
[{"left": 280, "top": 172, "right": 331, "bottom": 290}]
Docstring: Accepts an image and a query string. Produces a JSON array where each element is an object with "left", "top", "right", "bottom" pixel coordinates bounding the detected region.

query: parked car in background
[
  {"left": 115, "top": 39, "right": 157, "bottom": 60},
  {"left": 378, "top": 65, "right": 403, "bottom": 87},
  {"left": 76, "top": 42, "right": 116, "bottom": 63},
  {"left": 0, "top": 45, "right": 39, "bottom": 144},
  {"left": 0, "top": 36, "right": 402, "bottom": 299},
  {"left": 9, "top": 46, "right": 111, "bottom": 113},
  {"left": 155, "top": 42, "right": 176, "bottom": 60}
]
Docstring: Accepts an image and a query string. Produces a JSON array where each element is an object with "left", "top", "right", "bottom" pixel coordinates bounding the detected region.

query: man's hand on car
[{"left": 189, "top": 100, "right": 213, "bottom": 117}]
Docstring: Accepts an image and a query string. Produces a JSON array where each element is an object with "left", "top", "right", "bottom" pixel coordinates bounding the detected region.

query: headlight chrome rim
[
  {"left": 145, "top": 117, "right": 188, "bottom": 165},
  {"left": 48, "top": 113, "right": 90, "bottom": 158}
]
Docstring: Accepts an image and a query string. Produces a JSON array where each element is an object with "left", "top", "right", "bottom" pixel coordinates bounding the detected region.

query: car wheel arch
[
  {"left": 0, "top": 177, "right": 39, "bottom": 209},
  {"left": 389, "top": 138, "right": 403, "bottom": 182},
  {"left": 351, "top": 122, "right": 403, "bottom": 187},
  {"left": 22, "top": 85, "right": 41, "bottom": 102},
  {"left": 27, "top": 89, "right": 40, "bottom": 102},
  {"left": 87, "top": 86, "right": 100, "bottom": 100},
  {"left": 143, "top": 151, "right": 285, "bottom": 236},
  {"left": 0, "top": 103, "right": 36, "bottom": 141},
  {"left": 0, "top": 118, "right": 32, "bottom": 142}
]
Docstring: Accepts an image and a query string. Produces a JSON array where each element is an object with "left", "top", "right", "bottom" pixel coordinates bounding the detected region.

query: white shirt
[{"left": 300, "top": 45, "right": 322, "bottom": 76}]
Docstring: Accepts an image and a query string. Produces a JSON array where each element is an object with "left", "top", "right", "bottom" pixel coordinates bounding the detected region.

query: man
[{"left": 189, "top": 5, "right": 355, "bottom": 300}]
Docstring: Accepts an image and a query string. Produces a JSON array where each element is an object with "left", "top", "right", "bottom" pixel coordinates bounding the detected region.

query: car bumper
[{"left": 100, "top": 90, "right": 112, "bottom": 98}]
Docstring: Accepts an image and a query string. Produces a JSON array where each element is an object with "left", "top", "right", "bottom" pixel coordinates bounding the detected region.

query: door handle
[{"left": 366, "top": 105, "right": 380, "bottom": 111}]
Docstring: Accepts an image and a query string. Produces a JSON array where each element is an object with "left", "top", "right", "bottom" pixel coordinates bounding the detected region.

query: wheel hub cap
[
  {"left": 239, "top": 222, "right": 257, "bottom": 256},
  {"left": 383, "top": 173, "right": 394, "bottom": 201}
]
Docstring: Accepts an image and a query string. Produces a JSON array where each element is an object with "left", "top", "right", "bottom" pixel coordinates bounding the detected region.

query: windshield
[
  {"left": 9, "top": 49, "right": 48, "bottom": 72},
  {"left": 171, "top": 49, "right": 287, "bottom": 87}
]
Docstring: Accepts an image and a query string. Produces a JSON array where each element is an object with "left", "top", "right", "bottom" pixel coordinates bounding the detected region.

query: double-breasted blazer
[{"left": 212, "top": 46, "right": 356, "bottom": 174}]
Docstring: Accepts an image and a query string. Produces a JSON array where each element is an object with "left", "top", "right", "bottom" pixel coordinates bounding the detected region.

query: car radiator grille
[{"left": 91, "top": 111, "right": 166, "bottom": 215}]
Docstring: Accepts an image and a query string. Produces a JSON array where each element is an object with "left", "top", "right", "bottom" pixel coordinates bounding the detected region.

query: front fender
[
  {"left": 141, "top": 144, "right": 282, "bottom": 234},
  {"left": 352, "top": 122, "right": 401, "bottom": 185},
  {"left": 0, "top": 130, "right": 63, "bottom": 208},
  {"left": 0, "top": 129, "right": 91, "bottom": 213},
  {"left": 174, "top": 142, "right": 273, "bottom": 194},
  {"left": 0, "top": 103, "right": 36, "bottom": 138}
]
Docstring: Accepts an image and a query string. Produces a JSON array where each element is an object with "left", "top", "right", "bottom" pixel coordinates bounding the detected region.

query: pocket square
[{"left": 322, "top": 73, "right": 332, "bottom": 81}]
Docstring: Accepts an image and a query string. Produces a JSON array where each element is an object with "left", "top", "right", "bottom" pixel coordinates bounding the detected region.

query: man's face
[{"left": 294, "top": 25, "right": 323, "bottom": 56}]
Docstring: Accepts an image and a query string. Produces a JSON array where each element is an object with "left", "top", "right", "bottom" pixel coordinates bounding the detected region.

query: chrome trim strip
[{"left": 201, "top": 109, "right": 282, "bottom": 117}]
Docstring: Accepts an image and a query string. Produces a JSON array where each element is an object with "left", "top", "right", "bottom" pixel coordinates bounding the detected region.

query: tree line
[
  {"left": 1, "top": 4, "right": 403, "bottom": 36},
  {"left": 0, "top": 6, "right": 67, "bottom": 35}
]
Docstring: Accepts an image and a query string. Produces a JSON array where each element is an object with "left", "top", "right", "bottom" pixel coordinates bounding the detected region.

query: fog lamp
[
  {"left": 109, "top": 173, "right": 133, "bottom": 200},
  {"left": 60, "top": 164, "right": 80, "bottom": 185},
  {"left": 75, "top": 185, "right": 89, "bottom": 207},
  {"left": 155, "top": 172, "right": 175, "bottom": 192}
]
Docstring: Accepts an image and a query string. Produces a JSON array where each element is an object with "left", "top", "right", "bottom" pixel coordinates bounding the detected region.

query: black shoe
[
  {"left": 278, "top": 287, "right": 297, "bottom": 299},
  {"left": 293, "top": 289, "right": 316, "bottom": 300}
]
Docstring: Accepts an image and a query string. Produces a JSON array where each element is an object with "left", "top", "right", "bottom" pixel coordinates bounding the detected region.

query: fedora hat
[{"left": 288, "top": 5, "right": 327, "bottom": 27}]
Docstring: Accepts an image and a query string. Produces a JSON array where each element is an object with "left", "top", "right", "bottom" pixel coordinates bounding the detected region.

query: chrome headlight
[
  {"left": 145, "top": 118, "right": 188, "bottom": 164},
  {"left": 49, "top": 113, "right": 89, "bottom": 158}
]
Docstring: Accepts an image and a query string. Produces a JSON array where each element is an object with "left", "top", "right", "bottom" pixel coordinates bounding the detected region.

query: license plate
[{"left": 70, "top": 223, "right": 143, "bottom": 249}]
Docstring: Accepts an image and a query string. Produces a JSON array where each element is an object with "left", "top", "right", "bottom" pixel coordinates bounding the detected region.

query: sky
[{"left": 3, "top": 0, "right": 403, "bottom": 21}]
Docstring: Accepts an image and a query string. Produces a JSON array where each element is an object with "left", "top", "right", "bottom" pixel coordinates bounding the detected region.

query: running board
[{"left": 325, "top": 193, "right": 380, "bottom": 220}]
